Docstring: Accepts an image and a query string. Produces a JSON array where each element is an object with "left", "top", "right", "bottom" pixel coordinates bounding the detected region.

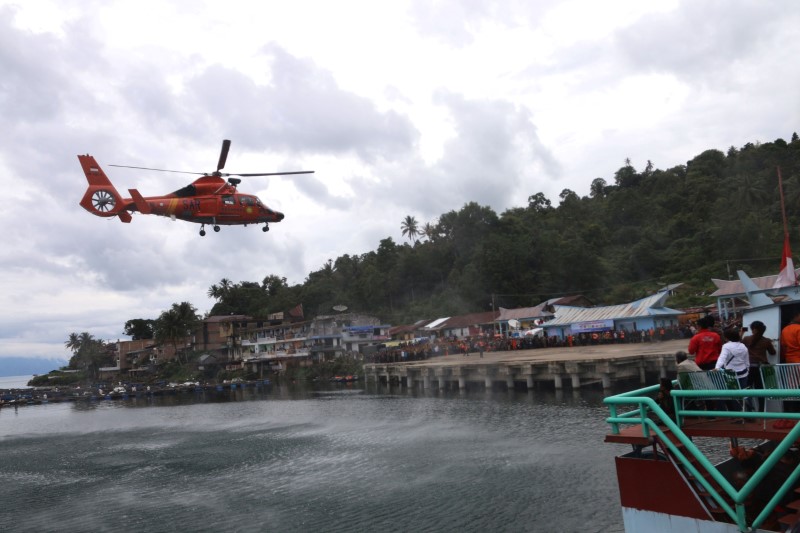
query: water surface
[{"left": 0, "top": 384, "right": 624, "bottom": 532}]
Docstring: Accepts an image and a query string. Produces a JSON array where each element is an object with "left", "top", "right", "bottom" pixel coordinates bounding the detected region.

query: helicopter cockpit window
[
  {"left": 240, "top": 196, "right": 256, "bottom": 206},
  {"left": 172, "top": 184, "right": 197, "bottom": 197},
  {"left": 222, "top": 195, "right": 235, "bottom": 205}
]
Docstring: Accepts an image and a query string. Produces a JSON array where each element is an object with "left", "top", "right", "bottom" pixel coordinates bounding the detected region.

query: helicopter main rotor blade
[
  {"left": 217, "top": 139, "right": 231, "bottom": 172},
  {"left": 108, "top": 164, "right": 205, "bottom": 175},
  {"left": 225, "top": 171, "right": 315, "bottom": 177}
]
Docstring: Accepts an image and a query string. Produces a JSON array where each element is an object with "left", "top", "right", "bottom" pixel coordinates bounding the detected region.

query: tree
[
  {"left": 527, "top": 192, "right": 552, "bottom": 212},
  {"left": 401, "top": 215, "right": 419, "bottom": 244},
  {"left": 65, "top": 332, "right": 81, "bottom": 355},
  {"left": 589, "top": 178, "right": 607, "bottom": 198},
  {"left": 207, "top": 278, "right": 233, "bottom": 300},
  {"left": 123, "top": 319, "right": 155, "bottom": 340},
  {"left": 421, "top": 222, "right": 437, "bottom": 242},
  {"left": 262, "top": 274, "right": 288, "bottom": 296},
  {"left": 614, "top": 159, "right": 639, "bottom": 188},
  {"left": 64, "top": 331, "right": 108, "bottom": 378},
  {"left": 154, "top": 302, "right": 200, "bottom": 363},
  {"left": 559, "top": 188, "right": 579, "bottom": 205}
]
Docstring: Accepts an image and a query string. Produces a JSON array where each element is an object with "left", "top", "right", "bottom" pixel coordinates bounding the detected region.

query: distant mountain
[{"left": 0, "top": 357, "right": 68, "bottom": 377}]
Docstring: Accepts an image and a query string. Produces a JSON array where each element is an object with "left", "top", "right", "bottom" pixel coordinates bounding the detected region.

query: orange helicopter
[{"left": 78, "top": 140, "right": 313, "bottom": 236}]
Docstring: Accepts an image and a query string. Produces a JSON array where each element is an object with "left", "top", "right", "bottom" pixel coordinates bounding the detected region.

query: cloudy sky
[{"left": 1, "top": 0, "right": 799, "bottom": 370}]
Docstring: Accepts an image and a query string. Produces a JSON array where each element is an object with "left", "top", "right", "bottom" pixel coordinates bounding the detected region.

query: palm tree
[
  {"left": 65, "top": 332, "right": 81, "bottom": 354},
  {"left": 401, "top": 215, "right": 419, "bottom": 244},
  {"left": 733, "top": 173, "right": 768, "bottom": 210},
  {"left": 64, "top": 332, "right": 106, "bottom": 377},
  {"left": 421, "top": 222, "right": 436, "bottom": 242},
  {"left": 207, "top": 283, "right": 220, "bottom": 299},
  {"left": 208, "top": 277, "right": 234, "bottom": 300}
]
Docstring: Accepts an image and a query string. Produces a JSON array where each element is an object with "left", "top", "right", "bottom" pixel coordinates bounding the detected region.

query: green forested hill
[{"left": 208, "top": 133, "right": 800, "bottom": 322}]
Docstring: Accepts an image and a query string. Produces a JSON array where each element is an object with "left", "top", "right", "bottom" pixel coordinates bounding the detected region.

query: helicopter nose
[{"left": 275, "top": 211, "right": 284, "bottom": 221}]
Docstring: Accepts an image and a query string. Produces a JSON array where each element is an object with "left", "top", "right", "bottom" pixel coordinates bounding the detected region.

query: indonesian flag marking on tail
[{"left": 774, "top": 235, "right": 797, "bottom": 288}]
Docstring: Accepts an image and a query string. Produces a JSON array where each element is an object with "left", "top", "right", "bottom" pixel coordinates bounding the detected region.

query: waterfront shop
[{"left": 542, "top": 292, "right": 683, "bottom": 342}]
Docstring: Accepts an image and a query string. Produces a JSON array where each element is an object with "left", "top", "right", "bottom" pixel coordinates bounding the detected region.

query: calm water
[
  {"left": 0, "top": 375, "right": 33, "bottom": 389},
  {"left": 0, "top": 384, "right": 625, "bottom": 532}
]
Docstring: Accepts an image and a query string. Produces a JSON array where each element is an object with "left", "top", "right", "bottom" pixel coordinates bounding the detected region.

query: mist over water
[{"left": 0, "top": 385, "right": 624, "bottom": 532}]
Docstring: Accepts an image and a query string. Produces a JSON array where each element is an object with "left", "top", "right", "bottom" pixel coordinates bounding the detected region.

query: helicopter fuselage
[{"left": 78, "top": 155, "right": 285, "bottom": 234}]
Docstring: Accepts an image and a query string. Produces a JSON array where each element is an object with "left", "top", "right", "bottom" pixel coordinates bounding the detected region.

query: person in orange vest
[{"left": 780, "top": 311, "right": 800, "bottom": 364}]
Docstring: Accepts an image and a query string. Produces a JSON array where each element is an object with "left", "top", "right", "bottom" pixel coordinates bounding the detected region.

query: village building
[
  {"left": 710, "top": 268, "right": 800, "bottom": 321},
  {"left": 387, "top": 320, "right": 431, "bottom": 346},
  {"left": 426, "top": 311, "right": 498, "bottom": 339},
  {"left": 541, "top": 292, "right": 682, "bottom": 340},
  {"left": 494, "top": 295, "right": 593, "bottom": 336}
]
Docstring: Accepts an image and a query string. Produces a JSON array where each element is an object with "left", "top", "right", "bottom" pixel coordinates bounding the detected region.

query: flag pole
[
  {"left": 779, "top": 166, "right": 790, "bottom": 239},
  {"left": 775, "top": 166, "right": 797, "bottom": 287}
]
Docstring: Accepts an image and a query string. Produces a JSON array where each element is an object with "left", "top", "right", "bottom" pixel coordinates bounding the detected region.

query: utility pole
[{"left": 491, "top": 294, "right": 497, "bottom": 335}]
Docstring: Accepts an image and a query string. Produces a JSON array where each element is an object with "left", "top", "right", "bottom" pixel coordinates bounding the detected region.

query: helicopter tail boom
[{"left": 78, "top": 155, "right": 133, "bottom": 222}]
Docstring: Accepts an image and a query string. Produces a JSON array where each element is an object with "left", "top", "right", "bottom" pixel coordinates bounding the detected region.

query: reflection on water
[{"left": 0, "top": 383, "right": 624, "bottom": 532}]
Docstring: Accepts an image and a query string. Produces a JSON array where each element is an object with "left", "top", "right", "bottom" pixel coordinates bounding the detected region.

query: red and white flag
[
  {"left": 775, "top": 167, "right": 797, "bottom": 288},
  {"left": 774, "top": 234, "right": 797, "bottom": 288}
]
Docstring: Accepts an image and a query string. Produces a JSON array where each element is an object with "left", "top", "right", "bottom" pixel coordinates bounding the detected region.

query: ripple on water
[{"left": 0, "top": 388, "right": 623, "bottom": 532}]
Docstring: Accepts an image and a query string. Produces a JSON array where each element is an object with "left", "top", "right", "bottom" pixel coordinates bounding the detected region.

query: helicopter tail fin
[
  {"left": 128, "top": 188, "right": 152, "bottom": 214},
  {"left": 78, "top": 155, "right": 133, "bottom": 222}
]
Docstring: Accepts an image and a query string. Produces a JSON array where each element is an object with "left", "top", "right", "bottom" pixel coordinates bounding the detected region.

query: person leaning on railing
[
  {"left": 715, "top": 328, "right": 750, "bottom": 389},
  {"left": 716, "top": 327, "right": 753, "bottom": 415}
]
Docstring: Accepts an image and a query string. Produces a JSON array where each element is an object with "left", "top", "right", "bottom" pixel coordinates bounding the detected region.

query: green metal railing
[{"left": 605, "top": 384, "right": 800, "bottom": 532}]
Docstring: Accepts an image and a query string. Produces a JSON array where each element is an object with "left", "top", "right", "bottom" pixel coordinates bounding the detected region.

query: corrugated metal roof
[
  {"left": 710, "top": 270, "right": 799, "bottom": 297},
  {"left": 434, "top": 311, "right": 498, "bottom": 329},
  {"left": 544, "top": 292, "right": 681, "bottom": 326},
  {"left": 497, "top": 304, "right": 552, "bottom": 321},
  {"left": 205, "top": 314, "right": 252, "bottom": 323},
  {"left": 423, "top": 317, "right": 450, "bottom": 329},
  {"left": 496, "top": 297, "right": 574, "bottom": 321}
]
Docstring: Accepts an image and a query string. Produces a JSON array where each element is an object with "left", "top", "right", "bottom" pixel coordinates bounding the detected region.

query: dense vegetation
[{"left": 204, "top": 134, "right": 800, "bottom": 322}]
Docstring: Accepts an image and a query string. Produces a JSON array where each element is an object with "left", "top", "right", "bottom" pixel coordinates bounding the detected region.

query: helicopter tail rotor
[{"left": 78, "top": 155, "right": 133, "bottom": 223}]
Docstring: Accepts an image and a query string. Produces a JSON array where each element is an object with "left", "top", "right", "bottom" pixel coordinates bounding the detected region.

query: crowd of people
[
  {"left": 365, "top": 321, "right": 698, "bottom": 364},
  {"left": 660, "top": 313, "right": 800, "bottom": 417},
  {"left": 679, "top": 314, "right": 778, "bottom": 385}
]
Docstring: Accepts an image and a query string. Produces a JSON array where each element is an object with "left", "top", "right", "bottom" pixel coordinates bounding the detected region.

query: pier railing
[{"left": 604, "top": 384, "right": 800, "bottom": 532}]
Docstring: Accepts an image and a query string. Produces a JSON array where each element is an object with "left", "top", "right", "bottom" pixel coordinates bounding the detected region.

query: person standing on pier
[{"left": 688, "top": 316, "right": 722, "bottom": 371}]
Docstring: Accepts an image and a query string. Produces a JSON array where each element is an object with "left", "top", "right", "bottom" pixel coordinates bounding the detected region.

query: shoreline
[
  {"left": 0, "top": 379, "right": 274, "bottom": 408},
  {"left": 0, "top": 374, "right": 363, "bottom": 409}
]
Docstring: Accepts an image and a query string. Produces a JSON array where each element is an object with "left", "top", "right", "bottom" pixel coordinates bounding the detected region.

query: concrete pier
[{"left": 365, "top": 339, "right": 686, "bottom": 392}]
